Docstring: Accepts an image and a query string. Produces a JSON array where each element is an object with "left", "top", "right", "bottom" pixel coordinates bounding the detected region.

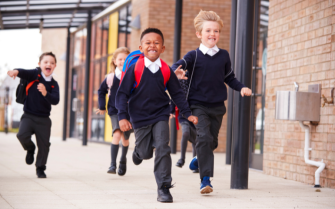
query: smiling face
[
  {"left": 114, "top": 52, "right": 129, "bottom": 69},
  {"left": 139, "top": 32, "right": 165, "bottom": 62},
  {"left": 196, "top": 21, "right": 220, "bottom": 48},
  {"left": 38, "top": 55, "right": 56, "bottom": 77}
]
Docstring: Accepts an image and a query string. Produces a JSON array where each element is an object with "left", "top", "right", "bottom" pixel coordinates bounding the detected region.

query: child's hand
[
  {"left": 170, "top": 114, "right": 175, "bottom": 119},
  {"left": 175, "top": 65, "right": 187, "bottom": 80},
  {"left": 7, "top": 70, "right": 19, "bottom": 79},
  {"left": 37, "top": 83, "right": 47, "bottom": 96},
  {"left": 241, "top": 87, "right": 252, "bottom": 97},
  {"left": 119, "top": 119, "right": 132, "bottom": 132},
  {"left": 188, "top": 115, "right": 198, "bottom": 125},
  {"left": 95, "top": 109, "right": 106, "bottom": 115}
]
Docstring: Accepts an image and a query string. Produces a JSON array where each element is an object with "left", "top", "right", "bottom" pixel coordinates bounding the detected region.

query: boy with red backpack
[
  {"left": 116, "top": 28, "right": 198, "bottom": 203},
  {"left": 7, "top": 52, "right": 60, "bottom": 178}
]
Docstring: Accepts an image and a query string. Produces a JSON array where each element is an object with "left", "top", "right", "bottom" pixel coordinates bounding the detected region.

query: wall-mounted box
[{"left": 275, "top": 84, "right": 321, "bottom": 122}]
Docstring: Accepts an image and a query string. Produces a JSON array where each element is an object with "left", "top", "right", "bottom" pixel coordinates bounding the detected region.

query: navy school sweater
[
  {"left": 17, "top": 68, "right": 60, "bottom": 117},
  {"left": 116, "top": 64, "right": 192, "bottom": 129},
  {"left": 171, "top": 48, "right": 245, "bottom": 108},
  {"left": 98, "top": 75, "right": 130, "bottom": 120}
]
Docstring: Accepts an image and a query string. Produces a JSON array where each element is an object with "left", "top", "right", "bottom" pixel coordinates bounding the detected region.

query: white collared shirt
[
  {"left": 144, "top": 57, "right": 161, "bottom": 74},
  {"left": 41, "top": 72, "right": 53, "bottom": 81},
  {"left": 115, "top": 67, "right": 122, "bottom": 80},
  {"left": 199, "top": 43, "right": 219, "bottom": 56}
]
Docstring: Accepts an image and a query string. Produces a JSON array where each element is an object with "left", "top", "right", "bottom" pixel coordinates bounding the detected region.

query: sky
[{"left": 0, "top": 29, "right": 41, "bottom": 83}]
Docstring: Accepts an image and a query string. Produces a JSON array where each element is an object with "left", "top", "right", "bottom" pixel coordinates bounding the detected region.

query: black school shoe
[
  {"left": 132, "top": 151, "right": 142, "bottom": 165},
  {"left": 118, "top": 161, "right": 127, "bottom": 176},
  {"left": 193, "top": 168, "right": 199, "bottom": 173},
  {"left": 175, "top": 159, "right": 185, "bottom": 168},
  {"left": 107, "top": 163, "right": 117, "bottom": 174},
  {"left": 26, "top": 148, "right": 35, "bottom": 165},
  {"left": 36, "top": 166, "right": 47, "bottom": 178},
  {"left": 157, "top": 184, "right": 173, "bottom": 203}
]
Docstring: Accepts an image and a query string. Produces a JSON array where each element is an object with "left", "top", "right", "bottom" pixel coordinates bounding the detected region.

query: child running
[
  {"left": 7, "top": 52, "right": 60, "bottom": 178},
  {"left": 116, "top": 28, "right": 198, "bottom": 203},
  {"left": 173, "top": 11, "right": 252, "bottom": 194},
  {"left": 96, "top": 47, "right": 133, "bottom": 176},
  {"left": 170, "top": 77, "right": 198, "bottom": 173}
]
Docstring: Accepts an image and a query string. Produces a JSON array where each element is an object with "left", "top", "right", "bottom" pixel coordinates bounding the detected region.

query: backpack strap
[
  {"left": 26, "top": 68, "right": 42, "bottom": 95},
  {"left": 134, "top": 56, "right": 145, "bottom": 89},
  {"left": 186, "top": 50, "right": 197, "bottom": 100},
  {"left": 160, "top": 59, "right": 171, "bottom": 88}
]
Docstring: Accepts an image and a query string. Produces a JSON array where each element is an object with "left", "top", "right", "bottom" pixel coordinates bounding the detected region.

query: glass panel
[
  {"left": 251, "top": 0, "right": 268, "bottom": 155},
  {"left": 73, "top": 29, "right": 86, "bottom": 66},
  {"left": 95, "top": 20, "right": 102, "bottom": 59},
  {"left": 102, "top": 17, "right": 109, "bottom": 57}
]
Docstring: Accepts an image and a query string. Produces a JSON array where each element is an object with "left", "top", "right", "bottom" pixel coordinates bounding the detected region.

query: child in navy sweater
[
  {"left": 96, "top": 47, "right": 132, "bottom": 176},
  {"left": 173, "top": 11, "right": 252, "bottom": 194},
  {"left": 7, "top": 52, "right": 60, "bottom": 178},
  {"left": 170, "top": 77, "right": 197, "bottom": 173},
  {"left": 116, "top": 28, "right": 198, "bottom": 203}
]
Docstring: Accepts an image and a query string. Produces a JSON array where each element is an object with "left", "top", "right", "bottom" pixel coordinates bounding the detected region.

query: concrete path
[{"left": 0, "top": 133, "right": 334, "bottom": 209}]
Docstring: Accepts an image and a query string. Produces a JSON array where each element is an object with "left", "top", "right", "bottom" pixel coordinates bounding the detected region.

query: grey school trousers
[
  {"left": 190, "top": 104, "right": 226, "bottom": 179},
  {"left": 17, "top": 113, "right": 51, "bottom": 168},
  {"left": 133, "top": 120, "right": 171, "bottom": 188}
]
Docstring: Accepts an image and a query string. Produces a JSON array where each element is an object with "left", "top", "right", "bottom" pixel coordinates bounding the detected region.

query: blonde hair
[
  {"left": 194, "top": 10, "right": 224, "bottom": 33},
  {"left": 108, "top": 47, "right": 130, "bottom": 74}
]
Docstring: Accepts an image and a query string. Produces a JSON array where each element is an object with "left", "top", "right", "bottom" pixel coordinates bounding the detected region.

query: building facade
[{"left": 44, "top": 0, "right": 334, "bottom": 188}]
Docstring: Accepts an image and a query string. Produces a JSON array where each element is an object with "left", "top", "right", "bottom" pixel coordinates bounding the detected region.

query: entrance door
[
  {"left": 69, "top": 66, "right": 85, "bottom": 138},
  {"left": 249, "top": 0, "right": 269, "bottom": 170}
]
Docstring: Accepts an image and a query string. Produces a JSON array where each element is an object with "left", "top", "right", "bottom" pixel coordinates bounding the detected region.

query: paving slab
[{"left": 0, "top": 132, "right": 334, "bottom": 209}]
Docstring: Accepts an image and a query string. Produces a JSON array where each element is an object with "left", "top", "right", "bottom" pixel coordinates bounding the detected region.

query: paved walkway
[{"left": 0, "top": 133, "right": 334, "bottom": 209}]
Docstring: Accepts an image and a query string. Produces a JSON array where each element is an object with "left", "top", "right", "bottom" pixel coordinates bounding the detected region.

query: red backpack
[{"left": 120, "top": 50, "right": 170, "bottom": 92}]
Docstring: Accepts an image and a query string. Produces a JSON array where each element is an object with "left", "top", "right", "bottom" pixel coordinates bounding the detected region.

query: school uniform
[
  {"left": 170, "top": 101, "right": 196, "bottom": 163},
  {"left": 116, "top": 57, "right": 191, "bottom": 188},
  {"left": 97, "top": 67, "right": 132, "bottom": 139},
  {"left": 16, "top": 68, "right": 59, "bottom": 171},
  {"left": 171, "top": 44, "right": 245, "bottom": 179}
]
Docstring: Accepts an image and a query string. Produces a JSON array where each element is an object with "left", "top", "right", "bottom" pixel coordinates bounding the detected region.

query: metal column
[
  {"left": 170, "top": 0, "right": 183, "bottom": 154},
  {"left": 82, "top": 10, "right": 92, "bottom": 146},
  {"left": 226, "top": 0, "right": 238, "bottom": 165},
  {"left": 230, "top": 0, "right": 255, "bottom": 189},
  {"left": 62, "top": 28, "right": 71, "bottom": 141}
]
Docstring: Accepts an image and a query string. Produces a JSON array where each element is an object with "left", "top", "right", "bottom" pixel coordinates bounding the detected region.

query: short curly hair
[
  {"left": 194, "top": 10, "right": 224, "bottom": 33},
  {"left": 140, "top": 28, "right": 164, "bottom": 44}
]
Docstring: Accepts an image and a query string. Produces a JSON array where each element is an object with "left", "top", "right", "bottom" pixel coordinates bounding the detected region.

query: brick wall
[
  {"left": 131, "top": 0, "right": 232, "bottom": 153},
  {"left": 265, "top": 0, "right": 335, "bottom": 188}
]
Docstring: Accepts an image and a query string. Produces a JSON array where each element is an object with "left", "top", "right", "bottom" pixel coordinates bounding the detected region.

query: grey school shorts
[{"left": 110, "top": 114, "right": 133, "bottom": 140}]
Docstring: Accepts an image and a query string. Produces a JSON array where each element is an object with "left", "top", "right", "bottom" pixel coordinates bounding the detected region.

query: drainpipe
[{"left": 298, "top": 121, "right": 326, "bottom": 188}]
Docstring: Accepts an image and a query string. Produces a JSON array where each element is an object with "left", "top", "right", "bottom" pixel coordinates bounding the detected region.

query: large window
[
  {"left": 118, "top": 5, "right": 132, "bottom": 47},
  {"left": 249, "top": 0, "right": 269, "bottom": 170}
]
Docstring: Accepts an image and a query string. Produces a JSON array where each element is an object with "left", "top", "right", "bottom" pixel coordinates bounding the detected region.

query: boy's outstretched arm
[
  {"left": 167, "top": 69, "right": 198, "bottom": 125},
  {"left": 171, "top": 51, "right": 195, "bottom": 79},
  {"left": 115, "top": 65, "right": 135, "bottom": 131},
  {"left": 224, "top": 53, "right": 252, "bottom": 97},
  {"left": 8, "top": 68, "right": 37, "bottom": 81}
]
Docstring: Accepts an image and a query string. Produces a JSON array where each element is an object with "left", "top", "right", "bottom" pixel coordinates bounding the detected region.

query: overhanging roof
[{"left": 0, "top": 0, "right": 118, "bottom": 30}]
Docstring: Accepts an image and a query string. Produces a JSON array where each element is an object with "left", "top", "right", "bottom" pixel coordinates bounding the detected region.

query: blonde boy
[{"left": 173, "top": 11, "right": 252, "bottom": 194}]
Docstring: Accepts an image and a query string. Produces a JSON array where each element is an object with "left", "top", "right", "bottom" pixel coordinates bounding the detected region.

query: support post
[
  {"left": 170, "top": 0, "right": 183, "bottom": 154},
  {"left": 226, "top": 0, "right": 238, "bottom": 165},
  {"left": 230, "top": 0, "right": 255, "bottom": 189},
  {"left": 62, "top": 28, "right": 71, "bottom": 141},
  {"left": 83, "top": 10, "right": 92, "bottom": 146}
]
